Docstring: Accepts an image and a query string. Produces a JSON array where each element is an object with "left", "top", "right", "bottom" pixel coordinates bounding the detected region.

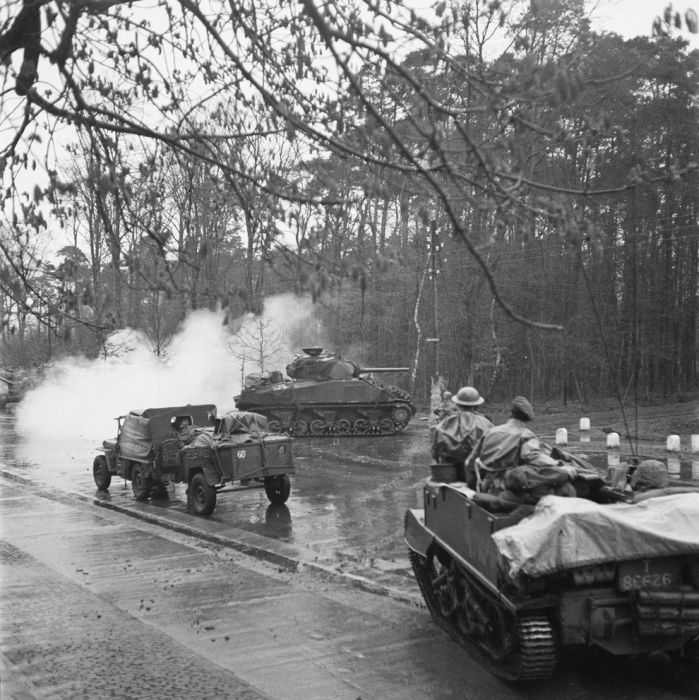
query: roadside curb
[{"left": 0, "top": 468, "right": 423, "bottom": 608}]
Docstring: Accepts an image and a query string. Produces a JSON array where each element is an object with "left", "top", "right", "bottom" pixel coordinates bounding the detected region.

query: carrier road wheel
[
  {"left": 268, "top": 420, "right": 283, "bottom": 433},
  {"left": 93, "top": 456, "right": 111, "bottom": 490},
  {"left": 264, "top": 475, "right": 291, "bottom": 505},
  {"left": 353, "top": 418, "right": 371, "bottom": 435},
  {"left": 335, "top": 418, "right": 352, "bottom": 435},
  {"left": 131, "top": 465, "right": 151, "bottom": 501},
  {"left": 188, "top": 472, "right": 217, "bottom": 516},
  {"left": 409, "top": 548, "right": 558, "bottom": 681}
]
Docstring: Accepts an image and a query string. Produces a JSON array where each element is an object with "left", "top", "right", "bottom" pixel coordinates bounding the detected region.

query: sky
[{"left": 589, "top": 0, "right": 699, "bottom": 48}]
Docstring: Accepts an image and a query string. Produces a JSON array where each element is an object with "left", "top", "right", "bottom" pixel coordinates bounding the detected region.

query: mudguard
[{"left": 404, "top": 508, "right": 434, "bottom": 557}]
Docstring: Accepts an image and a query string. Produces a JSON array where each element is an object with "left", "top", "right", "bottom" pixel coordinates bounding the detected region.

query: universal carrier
[{"left": 405, "top": 455, "right": 699, "bottom": 681}]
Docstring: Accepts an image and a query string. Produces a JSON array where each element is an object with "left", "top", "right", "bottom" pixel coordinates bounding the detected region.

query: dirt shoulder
[{"left": 503, "top": 395, "right": 698, "bottom": 457}]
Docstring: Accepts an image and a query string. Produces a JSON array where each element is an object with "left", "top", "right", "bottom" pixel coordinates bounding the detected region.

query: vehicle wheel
[
  {"left": 409, "top": 548, "right": 558, "bottom": 681},
  {"left": 292, "top": 419, "right": 308, "bottom": 436},
  {"left": 268, "top": 420, "right": 283, "bottom": 433},
  {"left": 378, "top": 418, "right": 395, "bottom": 434},
  {"left": 188, "top": 472, "right": 217, "bottom": 516},
  {"left": 353, "top": 418, "right": 371, "bottom": 434},
  {"left": 335, "top": 418, "right": 352, "bottom": 435},
  {"left": 93, "top": 455, "right": 111, "bottom": 490},
  {"left": 393, "top": 405, "right": 412, "bottom": 427},
  {"left": 131, "top": 465, "right": 152, "bottom": 501},
  {"left": 264, "top": 474, "right": 291, "bottom": 505},
  {"left": 309, "top": 419, "right": 326, "bottom": 435},
  {"left": 150, "top": 482, "right": 169, "bottom": 500}
]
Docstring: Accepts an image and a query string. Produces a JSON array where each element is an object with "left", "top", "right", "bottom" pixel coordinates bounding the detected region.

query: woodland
[{"left": 0, "top": 0, "right": 697, "bottom": 405}]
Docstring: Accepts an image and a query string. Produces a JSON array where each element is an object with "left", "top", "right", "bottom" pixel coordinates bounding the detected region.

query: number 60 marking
[{"left": 237, "top": 449, "right": 246, "bottom": 459}]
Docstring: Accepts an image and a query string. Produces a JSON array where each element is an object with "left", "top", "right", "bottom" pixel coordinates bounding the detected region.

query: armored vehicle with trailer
[
  {"left": 405, "top": 454, "right": 699, "bottom": 681},
  {"left": 93, "top": 404, "right": 294, "bottom": 515},
  {"left": 235, "top": 346, "right": 415, "bottom": 436}
]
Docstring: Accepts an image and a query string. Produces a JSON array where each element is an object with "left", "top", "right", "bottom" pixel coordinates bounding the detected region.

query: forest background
[{"left": 0, "top": 0, "right": 697, "bottom": 411}]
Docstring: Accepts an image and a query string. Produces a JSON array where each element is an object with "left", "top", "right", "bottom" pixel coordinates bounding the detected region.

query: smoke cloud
[{"left": 15, "top": 293, "right": 319, "bottom": 446}]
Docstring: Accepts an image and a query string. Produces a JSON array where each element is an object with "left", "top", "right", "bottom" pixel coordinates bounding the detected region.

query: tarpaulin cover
[
  {"left": 119, "top": 413, "right": 152, "bottom": 460},
  {"left": 492, "top": 493, "right": 699, "bottom": 580},
  {"left": 218, "top": 411, "right": 269, "bottom": 434}
]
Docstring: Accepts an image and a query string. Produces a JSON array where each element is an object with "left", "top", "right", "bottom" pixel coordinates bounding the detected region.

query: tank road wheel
[
  {"left": 188, "top": 472, "right": 217, "bottom": 516},
  {"left": 268, "top": 420, "right": 284, "bottom": 433},
  {"left": 378, "top": 418, "right": 395, "bottom": 434},
  {"left": 353, "top": 418, "right": 371, "bottom": 435},
  {"left": 292, "top": 419, "right": 309, "bottom": 436},
  {"left": 93, "top": 456, "right": 112, "bottom": 490},
  {"left": 309, "top": 419, "right": 326, "bottom": 436},
  {"left": 392, "top": 405, "right": 412, "bottom": 429},
  {"left": 264, "top": 475, "right": 291, "bottom": 505},
  {"left": 335, "top": 418, "right": 352, "bottom": 435},
  {"left": 131, "top": 465, "right": 152, "bottom": 501}
]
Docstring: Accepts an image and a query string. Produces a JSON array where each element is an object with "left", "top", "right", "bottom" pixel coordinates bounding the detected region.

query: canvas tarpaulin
[
  {"left": 119, "top": 413, "right": 152, "bottom": 461},
  {"left": 492, "top": 493, "right": 699, "bottom": 580},
  {"left": 218, "top": 411, "right": 269, "bottom": 434}
]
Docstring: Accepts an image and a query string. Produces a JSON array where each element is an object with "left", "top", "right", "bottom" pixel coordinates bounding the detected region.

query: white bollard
[
  {"left": 691, "top": 435, "right": 699, "bottom": 453},
  {"left": 606, "top": 432, "right": 620, "bottom": 449},
  {"left": 666, "top": 434, "right": 681, "bottom": 452},
  {"left": 555, "top": 428, "right": 568, "bottom": 446},
  {"left": 579, "top": 417, "right": 591, "bottom": 431},
  {"left": 668, "top": 456, "right": 681, "bottom": 479}
]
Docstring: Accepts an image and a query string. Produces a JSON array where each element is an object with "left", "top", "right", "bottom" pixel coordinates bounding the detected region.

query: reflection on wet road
[{"left": 1, "top": 412, "right": 697, "bottom": 580}]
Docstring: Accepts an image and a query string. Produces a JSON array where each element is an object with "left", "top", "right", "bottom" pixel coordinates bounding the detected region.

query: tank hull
[{"left": 236, "top": 377, "right": 415, "bottom": 436}]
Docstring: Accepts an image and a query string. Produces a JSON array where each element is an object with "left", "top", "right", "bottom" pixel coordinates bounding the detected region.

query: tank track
[
  {"left": 409, "top": 549, "right": 559, "bottom": 681},
  {"left": 260, "top": 402, "right": 414, "bottom": 437}
]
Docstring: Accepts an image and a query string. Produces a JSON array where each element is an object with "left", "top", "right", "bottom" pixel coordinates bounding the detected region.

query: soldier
[
  {"left": 431, "top": 386, "right": 493, "bottom": 468},
  {"left": 473, "top": 396, "right": 576, "bottom": 499},
  {"left": 477, "top": 396, "right": 556, "bottom": 471},
  {"left": 433, "top": 390, "right": 455, "bottom": 419}
]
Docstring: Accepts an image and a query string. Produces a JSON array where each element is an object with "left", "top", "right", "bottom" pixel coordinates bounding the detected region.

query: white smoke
[{"left": 15, "top": 294, "right": 318, "bottom": 445}]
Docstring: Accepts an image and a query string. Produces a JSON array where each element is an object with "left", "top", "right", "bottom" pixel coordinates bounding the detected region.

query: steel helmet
[{"left": 451, "top": 386, "right": 484, "bottom": 406}]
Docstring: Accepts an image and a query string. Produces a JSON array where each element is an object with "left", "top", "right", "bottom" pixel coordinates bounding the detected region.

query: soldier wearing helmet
[
  {"left": 433, "top": 390, "right": 455, "bottom": 419},
  {"left": 431, "top": 386, "right": 493, "bottom": 467}
]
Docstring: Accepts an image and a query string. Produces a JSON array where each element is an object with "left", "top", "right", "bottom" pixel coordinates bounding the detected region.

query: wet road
[
  {"left": 0, "top": 414, "right": 699, "bottom": 579},
  {"left": 0, "top": 412, "right": 697, "bottom": 591},
  {"left": 2, "top": 412, "right": 699, "bottom": 698},
  {"left": 0, "top": 413, "right": 434, "bottom": 586},
  {"left": 3, "top": 471, "right": 699, "bottom": 699}
]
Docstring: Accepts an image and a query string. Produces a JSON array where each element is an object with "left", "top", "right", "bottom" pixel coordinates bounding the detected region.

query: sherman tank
[
  {"left": 234, "top": 346, "right": 415, "bottom": 436},
  {"left": 405, "top": 451, "right": 699, "bottom": 681}
]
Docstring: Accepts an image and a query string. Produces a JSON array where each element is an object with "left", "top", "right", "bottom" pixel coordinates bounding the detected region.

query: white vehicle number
[
  {"left": 620, "top": 572, "right": 674, "bottom": 590},
  {"left": 237, "top": 449, "right": 246, "bottom": 459}
]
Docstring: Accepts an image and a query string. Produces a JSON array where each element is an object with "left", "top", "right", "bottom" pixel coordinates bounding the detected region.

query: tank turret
[{"left": 235, "top": 347, "right": 415, "bottom": 436}]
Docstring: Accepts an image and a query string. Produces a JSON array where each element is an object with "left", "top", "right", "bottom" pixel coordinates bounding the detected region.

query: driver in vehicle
[{"left": 171, "top": 415, "right": 194, "bottom": 443}]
